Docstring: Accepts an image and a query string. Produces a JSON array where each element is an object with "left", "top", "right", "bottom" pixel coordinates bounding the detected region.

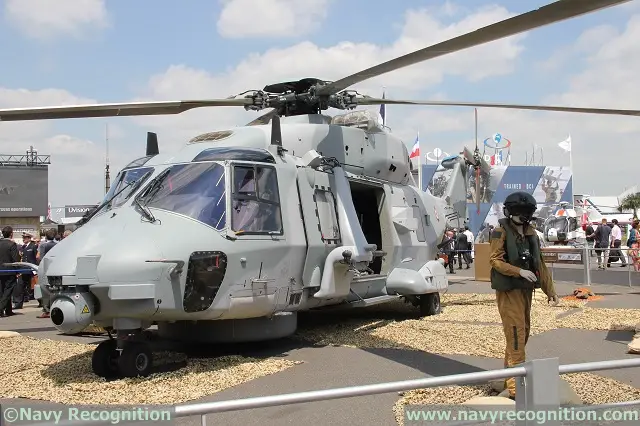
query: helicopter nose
[{"left": 42, "top": 214, "right": 164, "bottom": 281}]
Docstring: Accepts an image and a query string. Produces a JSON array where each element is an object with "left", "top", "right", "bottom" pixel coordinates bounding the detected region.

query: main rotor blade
[
  {"left": 356, "top": 98, "right": 640, "bottom": 117},
  {"left": 0, "top": 99, "right": 252, "bottom": 121},
  {"left": 317, "top": 0, "right": 630, "bottom": 96}
]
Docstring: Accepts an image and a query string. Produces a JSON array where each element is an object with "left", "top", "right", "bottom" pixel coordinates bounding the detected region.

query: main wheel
[
  {"left": 118, "top": 342, "right": 153, "bottom": 378},
  {"left": 419, "top": 292, "right": 441, "bottom": 316},
  {"left": 92, "top": 339, "right": 120, "bottom": 379}
]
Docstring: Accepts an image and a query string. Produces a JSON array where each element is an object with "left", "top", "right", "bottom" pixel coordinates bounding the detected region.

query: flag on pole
[
  {"left": 379, "top": 91, "right": 386, "bottom": 126},
  {"left": 558, "top": 135, "right": 571, "bottom": 152},
  {"left": 409, "top": 132, "right": 421, "bottom": 189},
  {"left": 409, "top": 133, "right": 420, "bottom": 159}
]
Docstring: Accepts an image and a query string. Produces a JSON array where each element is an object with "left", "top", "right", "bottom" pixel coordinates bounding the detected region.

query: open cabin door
[{"left": 296, "top": 168, "right": 341, "bottom": 288}]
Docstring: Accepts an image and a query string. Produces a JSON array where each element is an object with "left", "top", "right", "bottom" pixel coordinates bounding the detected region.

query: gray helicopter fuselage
[{"left": 38, "top": 114, "right": 454, "bottom": 335}]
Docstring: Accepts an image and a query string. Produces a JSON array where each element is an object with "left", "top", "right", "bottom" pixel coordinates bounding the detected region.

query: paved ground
[{"left": 2, "top": 269, "right": 640, "bottom": 426}]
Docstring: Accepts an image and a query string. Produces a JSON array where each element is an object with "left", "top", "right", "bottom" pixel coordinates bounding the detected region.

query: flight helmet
[{"left": 503, "top": 191, "right": 537, "bottom": 223}]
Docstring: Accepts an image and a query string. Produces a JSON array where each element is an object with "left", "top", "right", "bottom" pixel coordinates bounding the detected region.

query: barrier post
[
  {"left": 583, "top": 246, "right": 591, "bottom": 286},
  {"left": 201, "top": 414, "right": 207, "bottom": 426},
  {"left": 516, "top": 358, "right": 560, "bottom": 426},
  {"left": 628, "top": 248, "right": 632, "bottom": 287}
]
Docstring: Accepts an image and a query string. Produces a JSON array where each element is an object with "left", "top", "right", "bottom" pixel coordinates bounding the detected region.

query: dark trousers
[
  {"left": 457, "top": 250, "right": 471, "bottom": 268},
  {"left": 0, "top": 275, "right": 17, "bottom": 315},
  {"left": 444, "top": 253, "right": 454, "bottom": 272},
  {"left": 12, "top": 273, "right": 32, "bottom": 308},
  {"left": 608, "top": 239, "right": 627, "bottom": 266}
]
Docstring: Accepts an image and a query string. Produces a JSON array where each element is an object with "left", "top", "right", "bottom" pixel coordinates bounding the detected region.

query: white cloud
[
  {"left": 216, "top": 0, "right": 330, "bottom": 38},
  {"left": 4, "top": 0, "right": 108, "bottom": 40},
  {"left": 132, "top": 3, "right": 524, "bottom": 147}
]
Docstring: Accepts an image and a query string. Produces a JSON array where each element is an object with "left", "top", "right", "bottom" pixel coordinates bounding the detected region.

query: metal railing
[
  {"left": 545, "top": 246, "right": 639, "bottom": 287},
  {"left": 27, "top": 357, "right": 640, "bottom": 426}
]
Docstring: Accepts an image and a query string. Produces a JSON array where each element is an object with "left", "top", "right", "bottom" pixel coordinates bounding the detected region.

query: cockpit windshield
[
  {"left": 102, "top": 167, "right": 154, "bottom": 209},
  {"left": 143, "top": 162, "right": 226, "bottom": 230},
  {"left": 545, "top": 216, "right": 570, "bottom": 234}
]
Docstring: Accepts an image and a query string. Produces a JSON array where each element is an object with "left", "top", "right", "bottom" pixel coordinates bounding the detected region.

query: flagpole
[
  {"left": 415, "top": 131, "right": 420, "bottom": 190},
  {"left": 568, "top": 133, "right": 573, "bottom": 176}
]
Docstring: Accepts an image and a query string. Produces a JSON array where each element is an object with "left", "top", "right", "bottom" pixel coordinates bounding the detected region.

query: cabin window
[
  {"left": 143, "top": 162, "right": 227, "bottom": 230},
  {"left": 314, "top": 189, "right": 340, "bottom": 242},
  {"left": 231, "top": 164, "right": 282, "bottom": 235}
]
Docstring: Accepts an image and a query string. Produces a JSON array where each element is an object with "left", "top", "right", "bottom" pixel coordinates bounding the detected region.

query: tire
[
  {"left": 92, "top": 339, "right": 120, "bottom": 379},
  {"left": 118, "top": 342, "right": 153, "bottom": 378},
  {"left": 419, "top": 292, "right": 441, "bottom": 316}
]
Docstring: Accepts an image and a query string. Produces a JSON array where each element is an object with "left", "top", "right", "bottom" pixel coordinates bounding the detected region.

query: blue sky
[{"left": 1, "top": 0, "right": 638, "bottom": 206}]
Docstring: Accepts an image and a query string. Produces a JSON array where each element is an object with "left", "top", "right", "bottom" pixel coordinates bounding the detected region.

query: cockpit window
[
  {"left": 123, "top": 155, "right": 154, "bottom": 169},
  {"left": 231, "top": 164, "right": 282, "bottom": 234},
  {"left": 143, "top": 162, "right": 226, "bottom": 230},
  {"left": 546, "top": 217, "right": 570, "bottom": 233},
  {"left": 103, "top": 166, "right": 154, "bottom": 209}
]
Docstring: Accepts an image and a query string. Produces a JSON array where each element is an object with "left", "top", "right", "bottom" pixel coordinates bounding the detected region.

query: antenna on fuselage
[
  {"left": 270, "top": 114, "right": 286, "bottom": 156},
  {"left": 146, "top": 132, "right": 159, "bottom": 156}
]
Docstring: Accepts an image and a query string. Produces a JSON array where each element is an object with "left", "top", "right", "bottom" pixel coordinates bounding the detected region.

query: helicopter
[
  {"left": 542, "top": 201, "right": 587, "bottom": 245},
  {"left": 0, "top": 0, "right": 638, "bottom": 379}
]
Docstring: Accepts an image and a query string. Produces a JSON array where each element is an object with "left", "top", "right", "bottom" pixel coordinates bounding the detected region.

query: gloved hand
[
  {"left": 519, "top": 269, "right": 537, "bottom": 282},
  {"left": 548, "top": 294, "right": 559, "bottom": 306}
]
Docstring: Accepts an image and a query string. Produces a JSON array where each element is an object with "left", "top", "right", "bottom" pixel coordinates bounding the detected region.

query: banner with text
[{"left": 0, "top": 166, "right": 48, "bottom": 217}]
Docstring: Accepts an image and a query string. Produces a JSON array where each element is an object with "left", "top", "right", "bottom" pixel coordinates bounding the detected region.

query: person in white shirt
[
  {"left": 608, "top": 219, "right": 627, "bottom": 267},
  {"left": 463, "top": 226, "right": 474, "bottom": 260}
]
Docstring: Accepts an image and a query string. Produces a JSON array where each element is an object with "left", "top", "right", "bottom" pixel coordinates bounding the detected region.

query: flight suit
[{"left": 489, "top": 218, "right": 556, "bottom": 398}]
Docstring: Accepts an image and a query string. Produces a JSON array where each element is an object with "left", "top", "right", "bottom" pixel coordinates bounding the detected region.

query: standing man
[
  {"left": 585, "top": 223, "right": 596, "bottom": 257},
  {"left": 456, "top": 229, "right": 470, "bottom": 269},
  {"left": 13, "top": 233, "right": 37, "bottom": 309},
  {"left": 437, "top": 230, "right": 456, "bottom": 274},
  {"left": 608, "top": 219, "right": 627, "bottom": 267},
  {"left": 463, "top": 226, "right": 474, "bottom": 264},
  {"left": 0, "top": 226, "right": 20, "bottom": 317},
  {"left": 594, "top": 218, "right": 611, "bottom": 269},
  {"left": 489, "top": 192, "right": 558, "bottom": 400}
]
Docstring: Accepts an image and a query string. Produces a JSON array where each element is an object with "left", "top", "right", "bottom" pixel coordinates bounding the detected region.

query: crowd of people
[
  {"left": 436, "top": 226, "right": 474, "bottom": 274},
  {"left": 584, "top": 218, "right": 640, "bottom": 271},
  {"left": 0, "top": 226, "right": 72, "bottom": 318}
]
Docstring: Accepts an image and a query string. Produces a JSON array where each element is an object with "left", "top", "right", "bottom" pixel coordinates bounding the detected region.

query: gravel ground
[
  {"left": 1, "top": 290, "right": 638, "bottom": 417},
  {"left": 0, "top": 335, "right": 299, "bottom": 405}
]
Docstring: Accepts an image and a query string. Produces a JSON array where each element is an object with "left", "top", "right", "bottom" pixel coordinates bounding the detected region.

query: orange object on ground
[{"left": 562, "top": 287, "right": 602, "bottom": 301}]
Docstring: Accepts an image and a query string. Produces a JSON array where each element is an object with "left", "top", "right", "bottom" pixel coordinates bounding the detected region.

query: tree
[{"left": 618, "top": 192, "right": 640, "bottom": 219}]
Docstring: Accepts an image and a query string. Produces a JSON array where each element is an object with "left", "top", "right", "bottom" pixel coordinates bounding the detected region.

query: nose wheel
[{"left": 92, "top": 339, "right": 153, "bottom": 379}]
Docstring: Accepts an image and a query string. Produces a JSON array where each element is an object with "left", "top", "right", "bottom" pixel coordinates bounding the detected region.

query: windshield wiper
[
  {"left": 134, "top": 197, "right": 156, "bottom": 223},
  {"left": 77, "top": 180, "right": 134, "bottom": 226},
  {"left": 139, "top": 169, "right": 170, "bottom": 205}
]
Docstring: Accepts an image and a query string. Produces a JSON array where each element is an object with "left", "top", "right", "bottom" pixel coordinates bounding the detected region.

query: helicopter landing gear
[
  {"left": 91, "top": 339, "right": 120, "bottom": 379},
  {"left": 91, "top": 328, "right": 154, "bottom": 379},
  {"left": 117, "top": 341, "right": 153, "bottom": 378},
  {"left": 419, "top": 292, "right": 441, "bottom": 317}
]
